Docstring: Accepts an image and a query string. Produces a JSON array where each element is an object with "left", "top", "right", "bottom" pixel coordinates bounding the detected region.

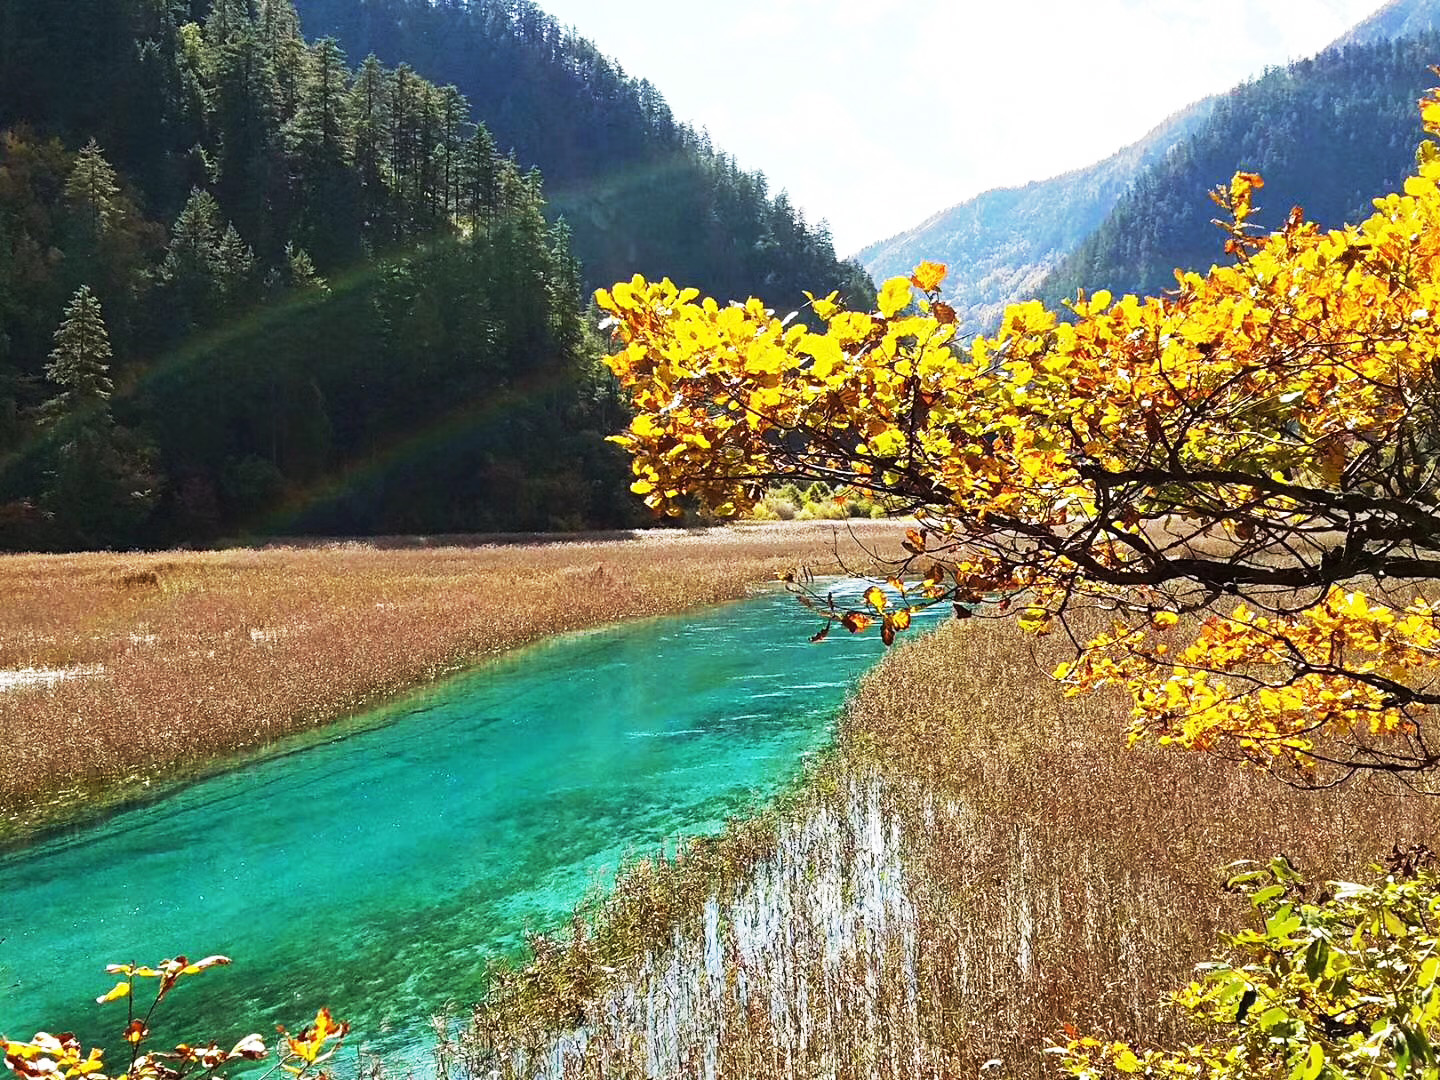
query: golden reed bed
[{"left": 0, "top": 523, "right": 906, "bottom": 840}]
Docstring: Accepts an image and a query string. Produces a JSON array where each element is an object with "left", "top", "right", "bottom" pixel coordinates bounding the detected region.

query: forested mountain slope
[
  {"left": 854, "top": 101, "right": 1212, "bottom": 332},
  {"left": 0, "top": 0, "right": 637, "bottom": 550},
  {"left": 1039, "top": 31, "right": 1440, "bottom": 307},
  {"left": 290, "top": 0, "right": 874, "bottom": 308},
  {"left": 1332, "top": 0, "right": 1440, "bottom": 48}
]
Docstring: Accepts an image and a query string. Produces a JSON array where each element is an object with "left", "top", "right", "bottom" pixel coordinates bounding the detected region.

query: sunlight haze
[{"left": 534, "top": 0, "right": 1391, "bottom": 254}]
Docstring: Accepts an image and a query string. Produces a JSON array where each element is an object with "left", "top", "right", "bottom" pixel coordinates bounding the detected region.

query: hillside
[
  {"left": 0, "top": 0, "right": 635, "bottom": 550},
  {"left": 1039, "top": 31, "right": 1440, "bottom": 307},
  {"left": 1332, "top": 0, "right": 1440, "bottom": 48},
  {"left": 855, "top": 100, "right": 1211, "bottom": 332},
  {"left": 289, "top": 0, "right": 874, "bottom": 309}
]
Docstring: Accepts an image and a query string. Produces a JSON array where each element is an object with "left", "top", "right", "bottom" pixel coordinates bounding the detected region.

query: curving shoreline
[{"left": 0, "top": 522, "right": 909, "bottom": 844}]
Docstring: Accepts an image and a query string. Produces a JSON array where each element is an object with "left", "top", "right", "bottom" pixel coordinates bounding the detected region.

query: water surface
[{"left": 0, "top": 582, "right": 934, "bottom": 1059}]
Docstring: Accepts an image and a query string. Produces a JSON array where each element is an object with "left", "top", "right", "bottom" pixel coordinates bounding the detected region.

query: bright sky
[{"left": 534, "top": 0, "right": 1390, "bottom": 255}]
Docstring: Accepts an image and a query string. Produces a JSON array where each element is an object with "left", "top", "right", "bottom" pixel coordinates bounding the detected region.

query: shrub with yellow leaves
[
  {"left": 1056, "top": 851, "right": 1440, "bottom": 1080},
  {"left": 599, "top": 80, "right": 1440, "bottom": 787},
  {"left": 2, "top": 955, "right": 346, "bottom": 1080}
]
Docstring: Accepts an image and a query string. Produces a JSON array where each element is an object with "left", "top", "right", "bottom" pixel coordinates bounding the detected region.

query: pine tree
[
  {"left": 40, "top": 286, "right": 156, "bottom": 547},
  {"left": 288, "top": 37, "right": 359, "bottom": 265},
  {"left": 203, "top": 0, "right": 253, "bottom": 48},
  {"left": 290, "top": 38, "right": 352, "bottom": 162},
  {"left": 161, "top": 188, "right": 225, "bottom": 285},
  {"left": 349, "top": 54, "right": 391, "bottom": 236},
  {"left": 159, "top": 189, "right": 255, "bottom": 326},
  {"left": 213, "top": 223, "right": 256, "bottom": 298},
  {"left": 64, "top": 140, "right": 121, "bottom": 238},
  {"left": 256, "top": 0, "right": 305, "bottom": 118},
  {"left": 435, "top": 85, "right": 468, "bottom": 220},
  {"left": 44, "top": 285, "right": 114, "bottom": 418},
  {"left": 458, "top": 124, "right": 499, "bottom": 235},
  {"left": 207, "top": 15, "right": 283, "bottom": 252}
]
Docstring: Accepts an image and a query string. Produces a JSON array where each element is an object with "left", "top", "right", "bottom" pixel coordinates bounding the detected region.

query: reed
[{"left": 458, "top": 611, "right": 1440, "bottom": 1079}]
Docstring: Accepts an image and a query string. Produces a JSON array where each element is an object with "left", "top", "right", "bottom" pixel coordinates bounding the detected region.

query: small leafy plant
[
  {"left": 1056, "top": 851, "right": 1440, "bottom": 1080},
  {"left": 3, "top": 954, "right": 347, "bottom": 1080}
]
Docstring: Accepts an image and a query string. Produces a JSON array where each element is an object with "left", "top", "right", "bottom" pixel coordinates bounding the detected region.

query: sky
[{"left": 532, "top": 0, "right": 1391, "bottom": 256}]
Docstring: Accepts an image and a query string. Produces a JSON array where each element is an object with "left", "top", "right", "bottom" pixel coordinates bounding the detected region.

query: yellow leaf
[
  {"left": 877, "top": 277, "right": 912, "bottom": 319},
  {"left": 95, "top": 982, "right": 130, "bottom": 1005},
  {"left": 864, "top": 585, "right": 888, "bottom": 613},
  {"left": 798, "top": 332, "right": 846, "bottom": 380}
]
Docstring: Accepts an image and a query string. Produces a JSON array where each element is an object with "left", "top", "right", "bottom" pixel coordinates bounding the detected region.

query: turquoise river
[{"left": 0, "top": 581, "right": 938, "bottom": 1063}]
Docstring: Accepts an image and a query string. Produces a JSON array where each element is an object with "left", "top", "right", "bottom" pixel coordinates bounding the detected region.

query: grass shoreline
[
  {"left": 0, "top": 522, "right": 909, "bottom": 845},
  {"left": 455, "top": 611, "right": 1440, "bottom": 1079}
]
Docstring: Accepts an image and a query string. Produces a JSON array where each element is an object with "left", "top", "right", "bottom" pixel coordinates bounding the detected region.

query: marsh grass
[
  {"left": 0, "top": 523, "right": 906, "bottom": 840},
  {"left": 459, "top": 611, "right": 1440, "bottom": 1079}
]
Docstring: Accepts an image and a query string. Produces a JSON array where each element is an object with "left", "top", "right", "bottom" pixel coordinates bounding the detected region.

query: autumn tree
[{"left": 601, "top": 86, "right": 1440, "bottom": 789}]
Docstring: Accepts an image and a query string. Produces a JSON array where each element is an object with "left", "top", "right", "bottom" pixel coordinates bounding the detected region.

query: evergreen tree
[
  {"left": 435, "top": 85, "right": 468, "bottom": 220},
  {"left": 64, "top": 139, "right": 121, "bottom": 238},
  {"left": 158, "top": 188, "right": 254, "bottom": 327},
  {"left": 207, "top": 14, "right": 283, "bottom": 252},
  {"left": 204, "top": 0, "right": 254, "bottom": 48},
  {"left": 256, "top": 0, "right": 306, "bottom": 118},
  {"left": 213, "top": 222, "right": 256, "bottom": 298},
  {"left": 39, "top": 286, "right": 156, "bottom": 547},
  {"left": 349, "top": 54, "right": 391, "bottom": 236},
  {"left": 43, "top": 284, "right": 113, "bottom": 418},
  {"left": 288, "top": 37, "right": 359, "bottom": 264},
  {"left": 459, "top": 124, "right": 500, "bottom": 235}
]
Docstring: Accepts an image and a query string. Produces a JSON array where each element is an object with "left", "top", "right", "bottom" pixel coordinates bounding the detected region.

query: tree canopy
[
  {"left": 0, "top": 0, "right": 639, "bottom": 548},
  {"left": 599, "top": 85, "right": 1440, "bottom": 787}
]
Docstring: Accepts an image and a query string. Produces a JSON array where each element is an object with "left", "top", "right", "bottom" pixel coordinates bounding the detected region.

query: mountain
[
  {"left": 854, "top": 101, "right": 1212, "bottom": 332},
  {"left": 858, "top": 0, "right": 1440, "bottom": 332},
  {"left": 289, "top": 0, "right": 874, "bottom": 310},
  {"left": 1038, "top": 30, "right": 1440, "bottom": 307},
  {"left": 1331, "top": 0, "right": 1440, "bottom": 48},
  {"left": 0, "top": 0, "right": 637, "bottom": 550}
]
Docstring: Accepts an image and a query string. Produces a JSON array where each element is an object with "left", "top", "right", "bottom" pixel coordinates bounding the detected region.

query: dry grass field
[
  {"left": 459, "top": 611, "right": 1440, "bottom": 1080},
  {"left": 0, "top": 522, "right": 906, "bottom": 840}
]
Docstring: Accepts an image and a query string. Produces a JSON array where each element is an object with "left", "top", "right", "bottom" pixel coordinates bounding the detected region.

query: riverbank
[
  {"left": 460, "top": 609, "right": 1440, "bottom": 1079},
  {"left": 0, "top": 522, "right": 907, "bottom": 842}
]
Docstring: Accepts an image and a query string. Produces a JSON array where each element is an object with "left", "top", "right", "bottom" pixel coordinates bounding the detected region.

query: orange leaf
[
  {"left": 910, "top": 261, "right": 948, "bottom": 292},
  {"left": 841, "top": 613, "right": 873, "bottom": 634}
]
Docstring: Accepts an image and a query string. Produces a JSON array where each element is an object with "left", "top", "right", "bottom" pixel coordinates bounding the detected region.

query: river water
[{"left": 0, "top": 581, "right": 933, "bottom": 1062}]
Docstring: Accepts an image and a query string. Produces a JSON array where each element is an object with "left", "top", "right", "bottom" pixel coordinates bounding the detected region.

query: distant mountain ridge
[
  {"left": 859, "top": 0, "right": 1440, "bottom": 331},
  {"left": 1038, "top": 28, "right": 1440, "bottom": 307},
  {"left": 854, "top": 100, "right": 1212, "bottom": 331},
  {"left": 1332, "top": 0, "right": 1440, "bottom": 48}
]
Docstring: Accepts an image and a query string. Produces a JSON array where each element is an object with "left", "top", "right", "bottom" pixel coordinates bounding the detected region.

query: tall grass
[
  {"left": 0, "top": 523, "right": 906, "bottom": 840},
  {"left": 458, "top": 611, "right": 1440, "bottom": 1079}
]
